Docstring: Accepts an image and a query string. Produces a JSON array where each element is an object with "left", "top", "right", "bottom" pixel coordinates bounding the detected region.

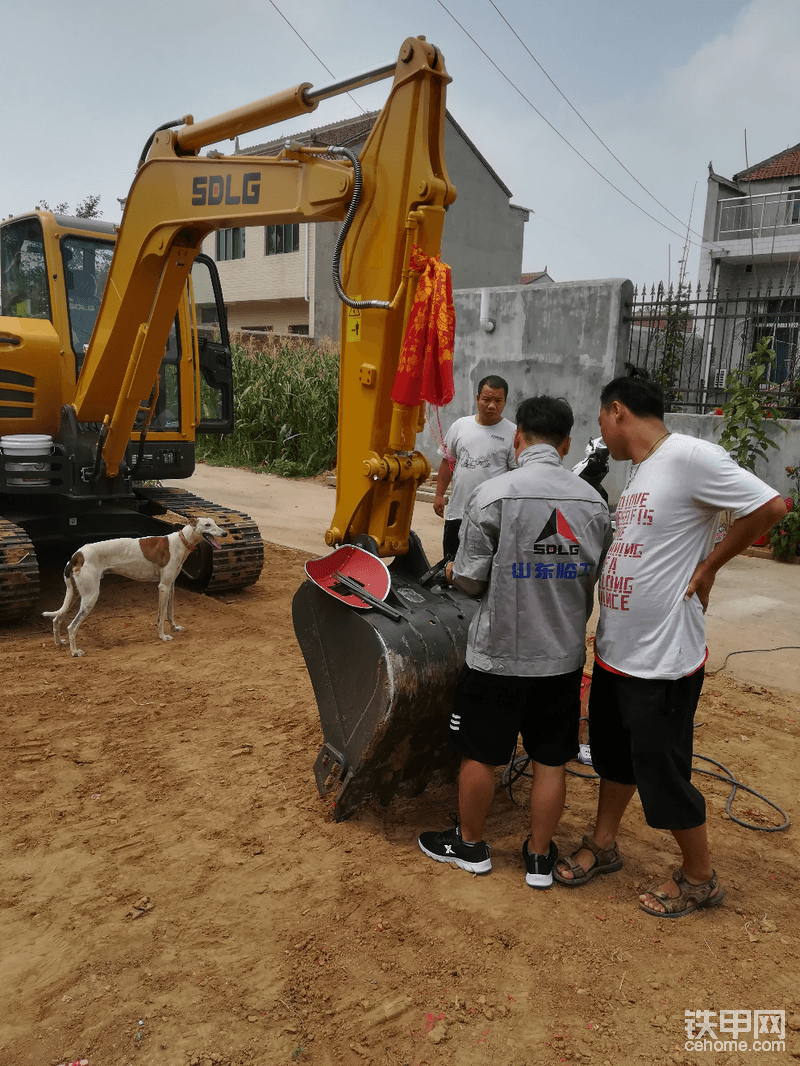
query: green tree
[{"left": 36, "top": 195, "right": 103, "bottom": 218}]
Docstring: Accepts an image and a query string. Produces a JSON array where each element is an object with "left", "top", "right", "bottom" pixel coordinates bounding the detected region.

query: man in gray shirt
[
  {"left": 419, "top": 396, "right": 612, "bottom": 888},
  {"left": 433, "top": 375, "right": 517, "bottom": 559}
]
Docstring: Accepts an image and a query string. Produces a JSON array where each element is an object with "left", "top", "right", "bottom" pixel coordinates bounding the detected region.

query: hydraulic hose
[
  {"left": 137, "top": 118, "right": 191, "bottom": 172},
  {"left": 326, "top": 145, "right": 391, "bottom": 311}
]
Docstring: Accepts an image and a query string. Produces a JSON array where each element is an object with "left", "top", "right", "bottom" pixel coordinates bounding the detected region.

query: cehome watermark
[{"left": 684, "top": 1010, "right": 785, "bottom": 1053}]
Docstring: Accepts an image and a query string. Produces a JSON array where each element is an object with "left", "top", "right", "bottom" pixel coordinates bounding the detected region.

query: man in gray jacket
[{"left": 418, "top": 396, "right": 612, "bottom": 888}]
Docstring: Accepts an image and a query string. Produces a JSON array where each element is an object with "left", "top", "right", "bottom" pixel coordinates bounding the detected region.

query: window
[
  {"left": 265, "top": 224, "right": 300, "bottom": 255},
  {"left": 1, "top": 217, "right": 51, "bottom": 320},
  {"left": 288, "top": 324, "right": 309, "bottom": 335},
  {"left": 789, "top": 187, "right": 800, "bottom": 226},
  {"left": 215, "top": 228, "right": 246, "bottom": 261},
  {"left": 134, "top": 319, "right": 181, "bottom": 432},
  {"left": 751, "top": 297, "right": 800, "bottom": 384},
  {"left": 61, "top": 236, "right": 114, "bottom": 365}
]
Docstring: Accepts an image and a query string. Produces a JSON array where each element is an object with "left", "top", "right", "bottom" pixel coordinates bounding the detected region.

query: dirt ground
[{"left": 2, "top": 540, "right": 799, "bottom": 1066}]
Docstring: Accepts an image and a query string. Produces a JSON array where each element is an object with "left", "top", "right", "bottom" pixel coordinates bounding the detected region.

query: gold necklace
[{"left": 626, "top": 431, "right": 670, "bottom": 487}]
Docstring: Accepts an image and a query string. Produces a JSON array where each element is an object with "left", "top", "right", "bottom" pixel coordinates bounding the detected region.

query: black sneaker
[
  {"left": 418, "top": 822, "right": 492, "bottom": 874},
  {"left": 523, "top": 838, "right": 558, "bottom": 889}
]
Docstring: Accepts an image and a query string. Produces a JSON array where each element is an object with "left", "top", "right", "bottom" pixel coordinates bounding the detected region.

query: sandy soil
[{"left": 2, "top": 536, "right": 800, "bottom": 1065}]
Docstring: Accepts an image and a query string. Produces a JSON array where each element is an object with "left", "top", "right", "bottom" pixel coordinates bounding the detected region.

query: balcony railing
[{"left": 717, "top": 190, "right": 800, "bottom": 241}]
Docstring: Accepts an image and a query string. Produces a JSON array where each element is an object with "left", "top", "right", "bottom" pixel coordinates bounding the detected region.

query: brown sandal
[
  {"left": 553, "top": 835, "right": 623, "bottom": 887},
  {"left": 639, "top": 868, "right": 725, "bottom": 918}
]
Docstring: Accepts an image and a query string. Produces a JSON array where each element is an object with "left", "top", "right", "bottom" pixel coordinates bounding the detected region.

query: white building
[{"left": 699, "top": 143, "right": 800, "bottom": 294}]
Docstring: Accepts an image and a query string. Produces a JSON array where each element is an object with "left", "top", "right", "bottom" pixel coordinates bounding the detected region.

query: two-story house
[
  {"left": 200, "top": 111, "right": 529, "bottom": 342},
  {"left": 696, "top": 143, "right": 800, "bottom": 391},
  {"left": 699, "top": 144, "right": 800, "bottom": 292}
]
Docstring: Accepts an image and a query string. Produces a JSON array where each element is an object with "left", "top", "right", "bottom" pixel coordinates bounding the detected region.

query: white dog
[{"left": 43, "top": 517, "right": 226, "bottom": 657}]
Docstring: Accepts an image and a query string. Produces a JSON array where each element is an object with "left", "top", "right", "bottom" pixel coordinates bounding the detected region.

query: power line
[
  {"left": 434, "top": 0, "right": 711, "bottom": 253},
  {"left": 487, "top": 0, "right": 711, "bottom": 248},
  {"left": 266, "top": 0, "right": 366, "bottom": 114},
  {"left": 533, "top": 212, "right": 664, "bottom": 276}
]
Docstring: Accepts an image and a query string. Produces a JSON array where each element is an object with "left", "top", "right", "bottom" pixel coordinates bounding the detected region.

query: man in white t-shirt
[
  {"left": 433, "top": 375, "right": 517, "bottom": 559},
  {"left": 553, "top": 374, "right": 786, "bottom": 917}
]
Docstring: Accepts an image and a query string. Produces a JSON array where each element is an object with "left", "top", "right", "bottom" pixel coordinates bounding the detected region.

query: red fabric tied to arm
[{"left": 390, "top": 246, "right": 455, "bottom": 407}]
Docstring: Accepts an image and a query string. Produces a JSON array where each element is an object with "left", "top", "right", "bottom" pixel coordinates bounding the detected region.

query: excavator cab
[{"left": 0, "top": 214, "right": 234, "bottom": 472}]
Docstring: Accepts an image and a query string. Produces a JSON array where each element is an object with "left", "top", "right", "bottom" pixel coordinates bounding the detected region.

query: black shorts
[
  {"left": 449, "top": 664, "right": 583, "bottom": 767},
  {"left": 588, "top": 661, "right": 706, "bottom": 831}
]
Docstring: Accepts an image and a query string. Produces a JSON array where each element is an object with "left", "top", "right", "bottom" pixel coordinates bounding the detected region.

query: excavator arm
[
  {"left": 73, "top": 144, "right": 352, "bottom": 471},
  {"left": 73, "top": 35, "right": 454, "bottom": 566}
]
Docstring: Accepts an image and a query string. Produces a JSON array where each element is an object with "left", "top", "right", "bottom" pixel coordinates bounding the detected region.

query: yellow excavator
[
  {"left": 0, "top": 214, "right": 264, "bottom": 612},
  {"left": 1, "top": 36, "right": 474, "bottom": 816}
]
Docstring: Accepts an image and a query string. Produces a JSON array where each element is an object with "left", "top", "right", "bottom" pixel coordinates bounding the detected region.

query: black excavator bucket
[{"left": 292, "top": 533, "right": 478, "bottom": 821}]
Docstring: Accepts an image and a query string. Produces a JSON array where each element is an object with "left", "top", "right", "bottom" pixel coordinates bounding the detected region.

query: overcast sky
[{"left": 3, "top": 0, "right": 798, "bottom": 287}]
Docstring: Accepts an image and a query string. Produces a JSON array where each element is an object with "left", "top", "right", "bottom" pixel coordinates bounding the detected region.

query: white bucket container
[{"left": 1, "top": 434, "right": 54, "bottom": 486}]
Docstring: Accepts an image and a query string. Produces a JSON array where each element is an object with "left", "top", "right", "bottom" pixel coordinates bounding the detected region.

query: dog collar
[{"left": 178, "top": 530, "right": 197, "bottom": 552}]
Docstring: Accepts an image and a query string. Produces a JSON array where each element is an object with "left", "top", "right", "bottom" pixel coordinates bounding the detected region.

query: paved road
[{"left": 167, "top": 464, "right": 800, "bottom": 695}]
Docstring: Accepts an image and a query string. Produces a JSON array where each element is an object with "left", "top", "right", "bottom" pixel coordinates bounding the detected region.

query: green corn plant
[{"left": 196, "top": 338, "right": 339, "bottom": 477}]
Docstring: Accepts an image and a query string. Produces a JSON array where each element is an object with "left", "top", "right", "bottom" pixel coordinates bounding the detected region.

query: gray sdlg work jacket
[{"left": 454, "top": 444, "right": 612, "bottom": 677}]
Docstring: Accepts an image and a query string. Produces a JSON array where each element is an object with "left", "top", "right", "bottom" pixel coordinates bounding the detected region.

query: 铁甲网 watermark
[{"left": 684, "top": 1010, "right": 785, "bottom": 1052}]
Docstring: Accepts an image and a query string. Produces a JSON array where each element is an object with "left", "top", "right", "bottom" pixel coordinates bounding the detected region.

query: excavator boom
[{"left": 75, "top": 33, "right": 454, "bottom": 556}]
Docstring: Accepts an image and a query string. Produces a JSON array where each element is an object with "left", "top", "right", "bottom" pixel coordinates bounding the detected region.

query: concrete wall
[
  {"left": 413, "top": 277, "right": 798, "bottom": 505},
  {"left": 417, "top": 279, "right": 633, "bottom": 502},
  {"left": 225, "top": 298, "right": 311, "bottom": 334}
]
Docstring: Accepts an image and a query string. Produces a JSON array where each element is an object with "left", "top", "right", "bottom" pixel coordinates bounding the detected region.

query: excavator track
[
  {"left": 136, "top": 487, "right": 264, "bottom": 593},
  {"left": 0, "top": 519, "right": 40, "bottom": 624}
]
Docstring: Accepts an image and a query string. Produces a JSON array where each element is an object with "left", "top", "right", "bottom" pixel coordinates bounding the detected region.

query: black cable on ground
[
  {"left": 706, "top": 646, "right": 800, "bottom": 676},
  {"left": 691, "top": 753, "right": 789, "bottom": 831},
  {"left": 501, "top": 750, "right": 790, "bottom": 832}
]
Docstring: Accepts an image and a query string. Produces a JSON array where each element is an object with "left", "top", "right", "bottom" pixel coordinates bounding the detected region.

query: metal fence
[{"left": 625, "top": 281, "right": 800, "bottom": 416}]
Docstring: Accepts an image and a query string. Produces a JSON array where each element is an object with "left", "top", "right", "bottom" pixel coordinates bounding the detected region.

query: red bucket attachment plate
[{"left": 304, "top": 545, "right": 391, "bottom": 610}]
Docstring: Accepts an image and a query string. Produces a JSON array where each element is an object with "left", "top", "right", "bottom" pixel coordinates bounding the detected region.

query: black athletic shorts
[
  {"left": 449, "top": 664, "right": 583, "bottom": 767},
  {"left": 588, "top": 660, "right": 706, "bottom": 831}
]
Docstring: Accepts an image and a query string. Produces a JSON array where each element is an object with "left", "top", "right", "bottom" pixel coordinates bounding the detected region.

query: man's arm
[
  {"left": 448, "top": 563, "right": 487, "bottom": 597},
  {"left": 434, "top": 458, "right": 452, "bottom": 519},
  {"left": 444, "top": 556, "right": 487, "bottom": 596},
  {"left": 506, "top": 434, "right": 517, "bottom": 471},
  {"left": 445, "top": 493, "right": 497, "bottom": 595},
  {"left": 685, "top": 495, "right": 788, "bottom": 612}
]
